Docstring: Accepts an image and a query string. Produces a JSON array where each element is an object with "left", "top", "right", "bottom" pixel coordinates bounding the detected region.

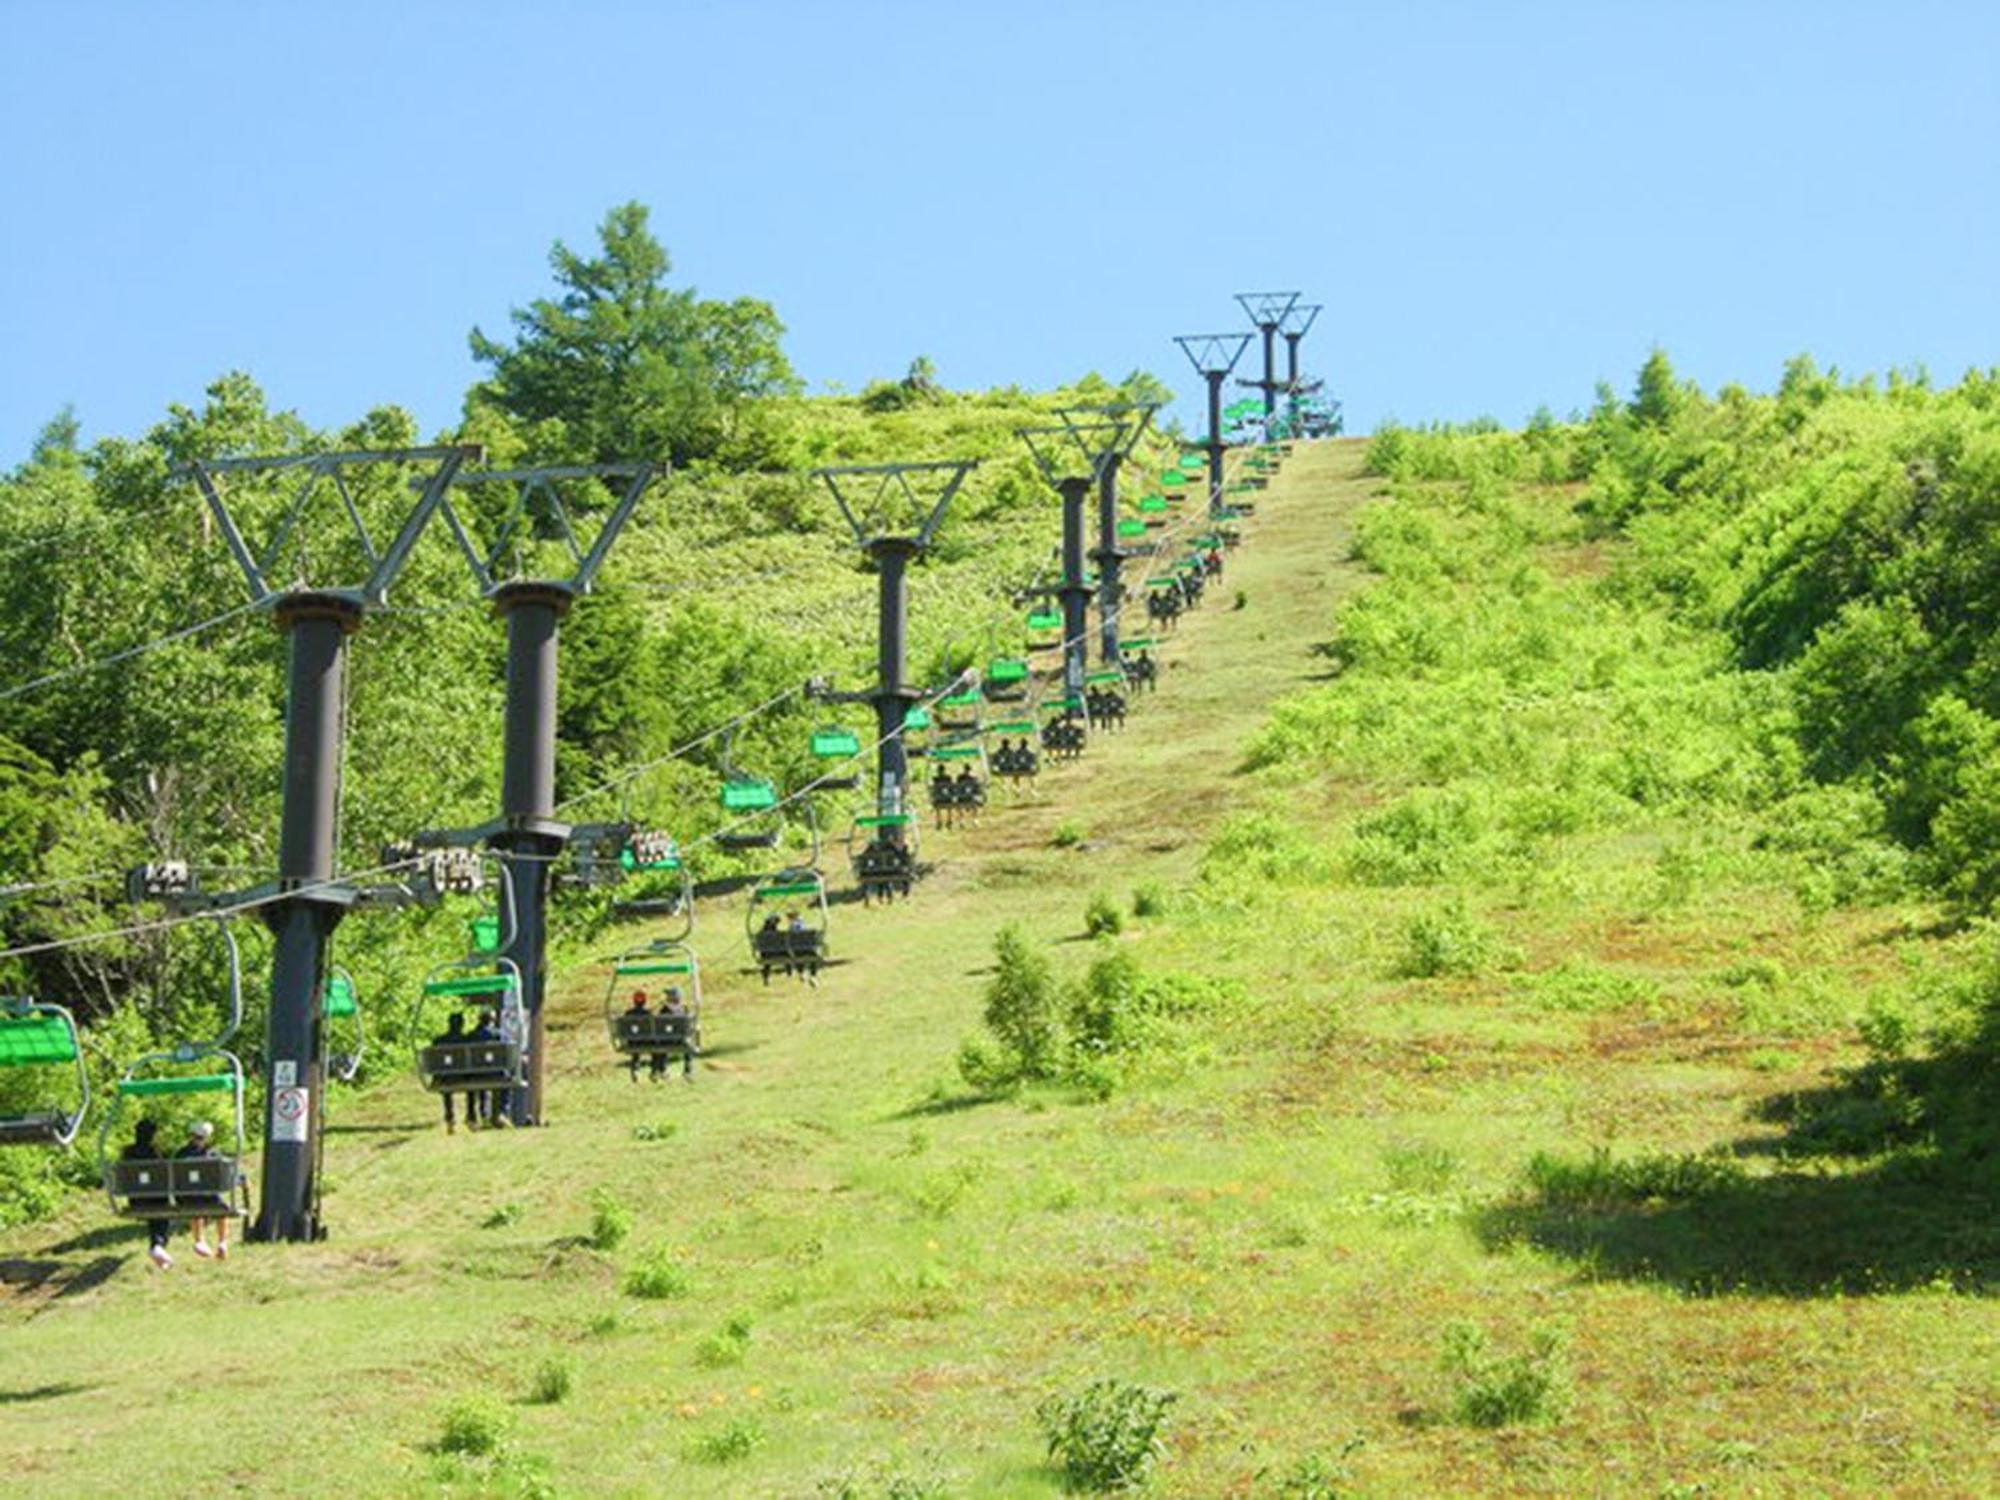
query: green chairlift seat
[{"left": 0, "top": 1002, "right": 89, "bottom": 1147}]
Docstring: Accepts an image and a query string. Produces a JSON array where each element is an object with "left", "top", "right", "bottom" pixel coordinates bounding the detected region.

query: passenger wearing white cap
[{"left": 176, "top": 1119, "right": 230, "bottom": 1261}]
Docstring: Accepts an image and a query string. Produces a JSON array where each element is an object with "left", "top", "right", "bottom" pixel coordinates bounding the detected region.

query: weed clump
[
  {"left": 1131, "top": 882, "right": 1166, "bottom": 918},
  {"left": 693, "top": 1315, "right": 754, "bottom": 1368},
  {"left": 526, "top": 1354, "right": 574, "bottom": 1405},
  {"left": 435, "top": 1394, "right": 511, "bottom": 1456},
  {"left": 1052, "top": 819, "right": 1086, "bottom": 849},
  {"left": 1396, "top": 899, "right": 1498, "bottom": 978},
  {"left": 1035, "top": 1378, "right": 1177, "bottom": 1491},
  {"left": 685, "top": 1417, "right": 763, "bottom": 1464},
  {"left": 623, "top": 1244, "right": 691, "bottom": 1300},
  {"left": 1525, "top": 1146, "right": 1745, "bottom": 1209},
  {"left": 480, "top": 1202, "right": 523, "bottom": 1230},
  {"left": 588, "top": 1187, "right": 631, "bottom": 1250},
  {"left": 1438, "top": 1320, "right": 1568, "bottom": 1428},
  {"left": 1084, "top": 891, "right": 1123, "bottom": 938}
]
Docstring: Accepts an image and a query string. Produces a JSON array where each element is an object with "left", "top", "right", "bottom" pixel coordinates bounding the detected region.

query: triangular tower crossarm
[
  {"left": 437, "top": 462, "right": 663, "bottom": 597},
  {"left": 181, "top": 446, "right": 484, "bottom": 608},
  {"left": 1173, "top": 333, "right": 1254, "bottom": 377},
  {"left": 813, "top": 460, "right": 980, "bottom": 549},
  {"left": 1280, "top": 302, "right": 1323, "bottom": 340},
  {"left": 1234, "top": 290, "right": 1301, "bottom": 330},
  {"left": 1015, "top": 420, "right": 1130, "bottom": 487},
  {"left": 1053, "top": 401, "right": 1159, "bottom": 460}
]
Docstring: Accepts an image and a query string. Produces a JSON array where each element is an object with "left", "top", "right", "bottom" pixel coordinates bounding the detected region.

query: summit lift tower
[{"left": 1235, "top": 291, "right": 1301, "bottom": 423}]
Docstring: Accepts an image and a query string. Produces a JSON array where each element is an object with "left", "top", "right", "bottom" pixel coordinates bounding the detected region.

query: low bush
[
  {"left": 526, "top": 1354, "right": 574, "bottom": 1405},
  {"left": 588, "top": 1187, "right": 631, "bottom": 1251},
  {"left": 1035, "top": 1378, "right": 1177, "bottom": 1492},
  {"left": 435, "top": 1394, "right": 511, "bottom": 1456},
  {"left": 1084, "top": 892, "right": 1123, "bottom": 938},
  {"left": 1438, "top": 1321, "right": 1568, "bottom": 1428},
  {"left": 685, "top": 1417, "right": 764, "bottom": 1464},
  {"left": 692, "top": 1314, "right": 753, "bottom": 1368},
  {"left": 623, "top": 1245, "right": 691, "bottom": 1300},
  {"left": 1131, "top": 882, "right": 1166, "bottom": 918}
]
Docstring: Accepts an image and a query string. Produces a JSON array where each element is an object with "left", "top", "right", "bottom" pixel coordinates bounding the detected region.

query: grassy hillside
[{"left": 4, "top": 438, "right": 1997, "bottom": 1497}]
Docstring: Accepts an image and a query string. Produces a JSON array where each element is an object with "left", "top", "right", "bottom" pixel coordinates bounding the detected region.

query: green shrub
[
  {"left": 1035, "top": 1378, "right": 1177, "bottom": 1491},
  {"left": 589, "top": 1187, "right": 631, "bottom": 1250},
  {"left": 1131, "top": 882, "right": 1166, "bottom": 918},
  {"left": 527, "top": 1354, "right": 574, "bottom": 1405},
  {"left": 960, "top": 924, "right": 1064, "bottom": 1087},
  {"left": 692, "top": 1314, "right": 753, "bottom": 1368},
  {"left": 1084, "top": 891, "right": 1123, "bottom": 938},
  {"left": 1438, "top": 1321, "right": 1568, "bottom": 1428},
  {"left": 1052, "top": 819, "right": 1086, "bottom": 848},
  {"left": 631, "top": 1119, "right": 680, "bottom": 1142},
  {"left": 623, "top": 1245, "right": 691, "bottom": 1300},
  {"left": 1396, "top": 900, "right": 1494, "bottom": 978},
  {"left": 436, "top": 1394, "right": 511, "bottom": 1456},
  {"left": 1261, "top": 1439, "right": 1366, "bottom": 1498},
  {"left": 685, "top": 1417, "right": 764, "bottom": 1464}
]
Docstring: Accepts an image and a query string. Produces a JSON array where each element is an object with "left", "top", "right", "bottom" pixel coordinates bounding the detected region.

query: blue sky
[{"left": 2, "top": 0, "right": 1994, "bottom": 461}]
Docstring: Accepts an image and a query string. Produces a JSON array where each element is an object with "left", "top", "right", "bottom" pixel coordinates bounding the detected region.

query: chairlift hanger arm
[{"left": 1234, "top": 290, "right": 1301, "bottom": 329}]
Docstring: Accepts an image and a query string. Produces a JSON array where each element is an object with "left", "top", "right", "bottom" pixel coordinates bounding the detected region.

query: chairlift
[
  {"left": 1041, "top": 697, "right": 1088, "bottom": 760},
  {"left": 1120, "top": 638, "right": 1161, "bottom": 694},
  {"left": 927, "top": 738, "right": 989, "bottom": 829},
  {"left": 1146, "top": 576, "right": 1185, "bottom": 629},
  {"left": 0, "top": 998, "right": 89, "bottom": 1148},
  {"left": 1025, "top": 606, "right": 1063, "bottom": 653},
  {"left": 411, "top": 956, "right": 526, "bottom": 1095},
  {"left": 983, "top": 657, "right": 1032, "bottom": 702},
  {"left": 322, "top": 967, "right": 366, "bottom": 1084},
  {"left": 603, "top": 941, "right": 702, "bottom": 1072},
  {"left": 715, "top": 724, "right": 784, "bottom": 852},
  {"left": 1084, "top": 668, "right": 1129, "bottom": 731},
  {"left": 747, "top": 869, "right": 831, "bottom": 982},
  {"left": 848, "top": 812, "right": 918, "bottom": 902},
  {"left": 808, "top": 723, "right": 864, "bottom": 793},
  {"left": 612, "top": 830, "right": 695, "bottom": 931},
  {"left": 99, "top": 920, "right": 250, "bottom": 1222},
  {"left": 988, "top": 718, "right": 1042, "bottom": 784}
]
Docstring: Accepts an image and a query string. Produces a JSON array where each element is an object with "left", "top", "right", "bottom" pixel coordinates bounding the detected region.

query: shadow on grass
[
  {"left": 43, "top": 1222, "right": 144, "bottom": 1255},
  {"left": 1475, "top": 1062, "right": 2000, "bottom": 1296},
  {"left": 0, "top": 1381, "right": 97, "bottom": 1404},
  {"left": 887, "top": 1088, "right": 1013, "bottom": 1121}
]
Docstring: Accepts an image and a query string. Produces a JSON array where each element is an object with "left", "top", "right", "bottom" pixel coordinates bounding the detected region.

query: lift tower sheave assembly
[
  {"left": 814, "top": 460, "right": 980, "bottom": 868},
  {"left": 1234, "top": 291, "right": 1301, "bottom": 421},
  {"left": 1055, "top": 402, "right": 1157, "bottom": 666},
  {"left": 1172, "top": 334, "right": 1254, "bottom": 515},
  {"left": 184, "top": 444, "right": 482, "bottom": 1243},
  {"left": 1017, "top": 418, "right": 1132, "bottom": 703},
  {"left": 434, "top": 462, "right": 658, "bottom": 1127}
]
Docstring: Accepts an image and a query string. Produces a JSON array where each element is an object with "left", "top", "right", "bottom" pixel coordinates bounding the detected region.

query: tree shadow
[
  {"left": 0, "top": 1381, "right": 97, "bottom": 1405},
  {"left": 1473, "top": 1060, "right": 2000, "bottom": 1296}
]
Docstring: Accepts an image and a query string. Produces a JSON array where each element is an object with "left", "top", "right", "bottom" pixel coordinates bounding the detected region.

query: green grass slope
[{"left": 4, "top": 441, "right": 1996, "bottom": 1498}]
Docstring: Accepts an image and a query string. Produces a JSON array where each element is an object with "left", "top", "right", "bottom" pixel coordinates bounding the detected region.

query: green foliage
[
  {"left": 685, "top": 1417, "right": 764, "bottom": 1464},
  {"left": 964, "top": 925, "right": 1063, "bottom": 1086},
  {"left": 468, "top": 201, "right": 797, "bottom": 468},
  {"left": 1034, "top": 1378, "right": 1177, "bottom": 1492},
  {"left": 480, "top": 1202, "right": 524, "bottom": 1230},
  {"left": 435, "top": 1394, "right": 512, "bottom": 1456},
  {"left": 588, "top": 1187, "right": 631, "bottom": 1250},
  {"left": 1259, "top": 1439, "right": 1366, "bottom": 1498},
  {"left": 1438, "top": 1322, "right": 1569, "bottom": 1428},
  {"left": 527, "top": 1354, "right": 575, "bottom": 1405},
  {"left": 1396, "top": 899, "right": 1497, "bottom": 978},
  {"left": 1083, "top": 892, "right": 1123, "bottom": 938},
  {"left": 1524, "top": 1146, "right": 1746, "bottom": 1209},
  {"left": 692, "top": 1315, "right": 754, "bottom": 1368},
  {"left": 1130, "top": 882, "right": 1166, "bottom": 918},
  {"left": 623, "top": 1244, "right": 691, "bottom": 1300},
  {"left": 1051, "top": 819, "right": 1086, "bottom": 849}
]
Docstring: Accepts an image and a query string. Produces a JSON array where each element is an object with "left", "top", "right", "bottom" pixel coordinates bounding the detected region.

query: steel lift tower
[
  {"left": 1016, "top": 417, "right": 1134, "bottom": 706},
  {"left": 813, "top": 461, "right": 980, "bottom": 893},
  {"left": 185, "top": 444, "right": 481, "bottom": 1241},
  {"left": 1235, "top": 291, "right": 1302, "bottom": 423},
  {"left": 424, "top": 462, "right": 657, "bottom": 1126},
  {"left": 1172, "top": 333, "right": 1254, "bottom": 515},
  {"left": 1055, "top": 401, "right": 1158, "bottom": 666},
  {"left": 1281, "top": 302, "right": 1324, "bottom": 423}
]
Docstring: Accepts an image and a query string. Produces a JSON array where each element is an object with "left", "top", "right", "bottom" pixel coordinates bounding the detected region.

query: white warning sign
[{"left": 271, "top": 1086, "right": 311, "bottom": 1143}]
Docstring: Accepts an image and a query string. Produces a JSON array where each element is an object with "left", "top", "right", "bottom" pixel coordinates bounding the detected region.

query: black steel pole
[
  {"left": 870, "top": 538, "right": 919, "bottom": 827},
  {"left": 1285, "top": 332, "right": 1304, "bottom": 433},
  {"left": 1058, "top": 478, "right": 1091, "bottom": 701},
  {"left": 488, "top": 581, "right": 572, "bottom": 1127},
  {"left": 1260, "top": 322, "right": 1279, "bottom": 419},
  {"left": 1094, "top": 456, "right": 1124, "bottom": 665},
  {"left": 250, "top": 592, "right": 361, "bottom": 1243},
  {"left": 1205, "top": 371, "right": 1226, "bottom": 517}
]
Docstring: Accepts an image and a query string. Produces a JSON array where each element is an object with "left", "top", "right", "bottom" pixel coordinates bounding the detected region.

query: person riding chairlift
[
  {"left": 433, "top": 1011, "right": 474, "bottom": 1134},
  {"left": 624, "top": 990, "right": 650, "bottom": 1082},
  {"left": 178, "top": 1119, "right": 230, "bottom": 1263},
  {"left": 650, "top": 986, "right": 696, "bottom": 1081},
  {"left": 124, "top": 1118, "right": 174, "bottom": 1270},
  {"left": 469, "top": 1006, "right": 507, "bottom": 1130}
]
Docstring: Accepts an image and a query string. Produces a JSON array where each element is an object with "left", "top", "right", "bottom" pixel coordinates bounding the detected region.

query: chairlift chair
[
  {"left": 808, "top": 724, "right": 864, "bottom": 793},
  {"left": 747, "top": 869, "right": 831, "bottom": 981},
  {"left": 603, "top": 942, "right": 702, "bottom": 1068},
  {"left": 411, "top": 957, "right": 527, "bottom": 1094},
  {"left": 848, "top": 812, "right": 918, "bottom": 902},
  {"left": 926, "top": 739, "right": 989, "bottom": 829},
  {"left": 0, "top": 998, "right": 90, "bottom": 1148},
  {"left": 1084, "top": 668, "right": 1129, "bottom": 731},
  {"left": 1040, "top": 697, "right": 1088, "bottom": 760},
  {"left": 322, "top": 968, "right": 366, "bottom": 1085},
  {"left": 1120, "top": 639, "right": 1160, "bottom": 693},
  {"left": 983, "top": 657, "right": 1032, "bottom": 702},
  {"left": 987, "top": 718, "right": 1042, "bottom": 785},
  {"left": 612, "top": 831, "right": 695, "bottom": 931}
]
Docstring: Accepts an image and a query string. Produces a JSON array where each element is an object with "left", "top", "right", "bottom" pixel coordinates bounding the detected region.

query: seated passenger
[
  {"left": 433, "top": 1012, "right": 471, "bottom": 1132},
  {"left": 178, "top": 1120, "right": 230, "bottom": 1262},
  {"left": 653, "top": 986, "right": 695, "bottom": 1080},
  {"left": 624, "top": 990, "right": 650, "bottom": 1081},
  {"left": 124, "top": 1118, "right": 173, "bottom": 1270}
]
